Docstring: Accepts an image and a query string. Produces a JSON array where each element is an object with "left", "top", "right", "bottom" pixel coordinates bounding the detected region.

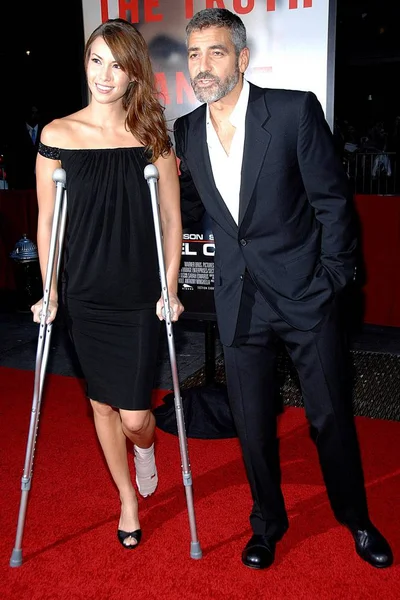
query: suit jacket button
[
  {"left": 240, "top": 238, "right": 247, "bottom": 246},
  {"left": 240, "top": 274, "right": 244, "bottom": 281}
]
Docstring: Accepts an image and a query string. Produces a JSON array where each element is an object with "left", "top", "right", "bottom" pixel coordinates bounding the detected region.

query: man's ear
[{"left": 239, "top": 47, "right": 250, "bottom": 74}]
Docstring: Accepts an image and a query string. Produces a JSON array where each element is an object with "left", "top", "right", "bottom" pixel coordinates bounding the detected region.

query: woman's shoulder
[{"left": 40, "top": 110, "right": 87, "bottom": 149}]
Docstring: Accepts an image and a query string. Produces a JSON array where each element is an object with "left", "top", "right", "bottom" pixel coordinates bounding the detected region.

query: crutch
[
  {"left": 10, "top": 168, "right": 67, "bottom": 568},
  {"left": 144, "top": 164, "right": 202, "bottom": 560}
]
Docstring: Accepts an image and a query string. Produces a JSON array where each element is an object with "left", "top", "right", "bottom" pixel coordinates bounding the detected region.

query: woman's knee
[{"left": 120, "top": 409, "right": 152, "bottom": 435}]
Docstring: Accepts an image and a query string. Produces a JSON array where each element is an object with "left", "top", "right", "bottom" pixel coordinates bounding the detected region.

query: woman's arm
[
  {"left": 154, "top": 148, "right": 184, "bottom": 321},
  {"left": 31, "top": 125, "right": 62, "bottom": 322}
]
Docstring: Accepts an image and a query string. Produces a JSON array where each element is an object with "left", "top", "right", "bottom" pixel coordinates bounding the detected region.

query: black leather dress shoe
[
  {"left": 242, "top": 535, "right": 276, "bottom": 570},
  {"left": 347, "top": 523, "right": 393, "bottom": 568}
]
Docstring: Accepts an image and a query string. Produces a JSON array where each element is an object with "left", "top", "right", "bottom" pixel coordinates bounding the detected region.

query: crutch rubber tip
[
  {"left": 190, "top": 542, "right": 202, "bottom": 560},
  {"left": 9, "top": 549, "right": 23, "bottom": 567},
  {"left": 52, "top": 168, "right": 67, "bottom": 185}
]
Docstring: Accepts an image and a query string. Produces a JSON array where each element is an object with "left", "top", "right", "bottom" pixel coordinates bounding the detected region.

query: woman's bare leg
[
  {"left": 120, "top": 409, "right": 156, "bottom": 448},
  {"left": 90, "top": 399, "right": 140, "bottom": 547},
  {"left": 120, "top": 409, "right": 158, "bottom": 497}
]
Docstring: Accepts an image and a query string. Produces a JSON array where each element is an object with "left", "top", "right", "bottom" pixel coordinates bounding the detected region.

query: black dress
[{"left": 38, "top": 143, "right": 161, "bottom": 410}]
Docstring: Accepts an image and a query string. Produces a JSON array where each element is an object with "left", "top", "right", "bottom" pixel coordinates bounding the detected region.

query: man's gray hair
[{"left": 186, "top": 8, "right": 247, "bottom": 55}]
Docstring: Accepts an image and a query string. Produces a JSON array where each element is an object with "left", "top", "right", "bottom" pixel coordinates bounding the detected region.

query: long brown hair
[{"left": 85, "top": 19, "right": 171, "bottom": 161}]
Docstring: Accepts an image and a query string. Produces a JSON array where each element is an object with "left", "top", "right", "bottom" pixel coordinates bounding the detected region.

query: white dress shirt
[{"left": 206, "top": 78, "right": 250, "bottom": 225}]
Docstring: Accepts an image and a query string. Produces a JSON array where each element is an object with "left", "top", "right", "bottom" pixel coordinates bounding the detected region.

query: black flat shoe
[
  {"left": 346, "top": 523, "right": 393, "bottom": 568},
  {"left": 242, "top": 534, "right": 276, "bottom": 570},
  {"left": 117, "top": 528, "right": 142, "bottom": 549}
]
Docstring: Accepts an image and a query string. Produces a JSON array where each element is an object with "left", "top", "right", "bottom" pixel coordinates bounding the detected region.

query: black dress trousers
[{"left": 222, "top": 273, "right": 369, "bottom": 538}]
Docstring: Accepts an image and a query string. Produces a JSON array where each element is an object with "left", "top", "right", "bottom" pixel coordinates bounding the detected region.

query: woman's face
[{"left": 86, "top": 36, "right": 131, "bottom": 105}]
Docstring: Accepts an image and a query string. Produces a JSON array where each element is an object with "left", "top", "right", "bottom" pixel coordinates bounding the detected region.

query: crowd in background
[{"left": 334, "top": 114, "right": 400, "bottom": 193}]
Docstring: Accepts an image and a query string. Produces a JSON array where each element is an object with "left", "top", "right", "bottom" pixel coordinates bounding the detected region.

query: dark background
[
  {"left": 335, "top": 0, "right": 400, "bottom": 125},
  {"left": 1, "top": 0, "right": 400, "bottom": 154},
  {"left": 0, "top": 0, "right": 86, "bottom": 126}
]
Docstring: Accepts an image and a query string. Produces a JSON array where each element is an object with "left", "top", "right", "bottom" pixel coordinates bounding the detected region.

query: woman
[{"left": 31, "top": 18, "right": 184, "bottom": 549}]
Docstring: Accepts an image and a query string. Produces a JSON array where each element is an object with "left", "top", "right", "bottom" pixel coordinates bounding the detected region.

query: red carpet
[{"left": 0, "top": 366, "right": 399, "bottom": 599}]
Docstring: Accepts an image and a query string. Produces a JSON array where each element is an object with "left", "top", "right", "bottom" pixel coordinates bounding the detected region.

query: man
[
  {"left": 6, "top": 105, "right": 44, "bottom": 190},
  {"left": 174, "top": 9, "right": 392, "bottom": 570}
]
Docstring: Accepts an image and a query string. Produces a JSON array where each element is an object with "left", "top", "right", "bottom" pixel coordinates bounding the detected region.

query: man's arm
[
  {"left": 297, "top": 92, "right": 358, "bottom": 291},
  {"left": 174, "top": 117, "right": 205, "bottom": 228}
]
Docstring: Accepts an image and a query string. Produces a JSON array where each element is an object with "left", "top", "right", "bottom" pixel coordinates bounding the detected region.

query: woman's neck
[{"left": 85, "top": 101, "right": 127, "bottom": 130}]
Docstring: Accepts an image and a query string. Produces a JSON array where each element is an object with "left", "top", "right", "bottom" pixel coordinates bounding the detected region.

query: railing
[
  {"left": 0, "top": 154, "right": 8, "bottom": 190},
  {"left": 343, "top": 151, "right": 399, "bottom": 195}
]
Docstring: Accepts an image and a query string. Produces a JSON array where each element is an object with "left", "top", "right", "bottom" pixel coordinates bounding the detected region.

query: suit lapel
[
  {"left": 190, "top": 108, "right": 238, "bottom": 234},
  {"left": 239, "top": 85, "right": 272, "bottom": 226}
]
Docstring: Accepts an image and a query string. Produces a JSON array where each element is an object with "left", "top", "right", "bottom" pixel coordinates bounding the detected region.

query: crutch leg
[
  {"left": 10, "top": 168, "right": 67, "bottom": 567},
  {"left": 144, "top": 164, "right": 202, "bottom": 560}
]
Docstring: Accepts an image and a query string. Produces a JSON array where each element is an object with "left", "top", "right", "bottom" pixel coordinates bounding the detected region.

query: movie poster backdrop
[{"left": 81, "top": 0, "right": 335, "bottom": 318}]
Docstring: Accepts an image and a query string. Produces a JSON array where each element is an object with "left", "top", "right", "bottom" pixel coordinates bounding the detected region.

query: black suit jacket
[
  {"left": 174, "top": 83, "right": 357, "bottom": 346},
  {"left": 6, "top": 119, "right": 44, "bottom": 189}
]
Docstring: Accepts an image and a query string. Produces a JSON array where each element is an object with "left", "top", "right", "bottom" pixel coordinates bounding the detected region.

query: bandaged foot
[{"left": 134, "top": 443, "right": 158, "bottom": 497}]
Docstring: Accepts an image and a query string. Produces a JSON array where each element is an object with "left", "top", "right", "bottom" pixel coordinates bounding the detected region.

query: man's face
[{"left": 187, "top": 26, "right": 248, "bottom": 104}]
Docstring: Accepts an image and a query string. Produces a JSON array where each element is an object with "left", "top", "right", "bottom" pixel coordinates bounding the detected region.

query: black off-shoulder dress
[{"left": 38, "top": 142, "right": 161, "bottom": 410}]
